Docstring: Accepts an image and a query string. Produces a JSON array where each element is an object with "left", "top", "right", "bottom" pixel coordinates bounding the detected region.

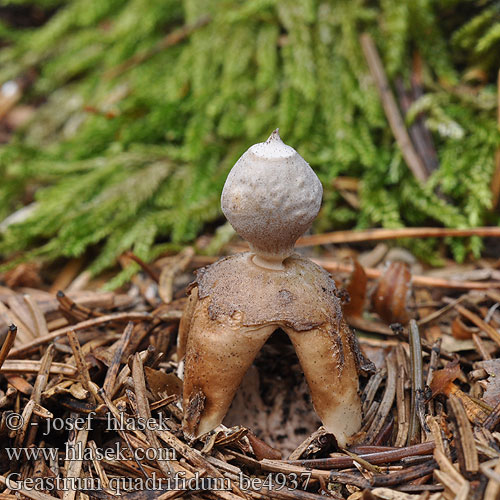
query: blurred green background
[{"left": 0, "top": 0, "right": 499, "bottom": 285}]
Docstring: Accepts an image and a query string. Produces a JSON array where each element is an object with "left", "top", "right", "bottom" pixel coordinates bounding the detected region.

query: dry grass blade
[
  {"left": 0, "top": 359, "right": 75, "bottom": 375},
  {"left": 0, "top": 301, "right": 35, "bottom": 344},
  {"left": 23, "top": 294, "right": 49, "bottom": 337},
  {"left": 490, "top": 69, "right": 500, "bottom": 209},
  {"left": 57, "top": 290, "right": 103, "bottom": 321},
  {"left": 394, "top": 345, "right": 409, "bottom": 447},
  {"left": 66, "top": 329, "right": 100, "bottom": 404},
  {"left": 287, "top": 442, "right": 435, "bottom": 468},
  {"left": 63, "top": 426, "right": 89, "bottom": 500},
  {"left": 102, "top": 321, "right": 134, "bottom": 396},
  {"left": 9, "top": 311, "right": 152, "bottom": 358},
  {"left": 87, "top": 440, "right": 110, "bottom": 489},
  {"left": 287, "top": 427, "right": 333, "bottom": 460},
  {"left": 408, "top": 320, "right": 424, "bottom": 445},
  {"left": 131, "top": 352, "right": 174, "bottom": 477},
  {"left": 433, "top": 446, "right": 468, "bottom": 494},
  {"left": 364, "top": 351, "right": 397, "bottom": 444},
  {"left": 14, "top": 344, "right": 53, "bottom": 447},
  {"left": 455, "top": 303, "right": 500, "bottom": 347},
  {"left": 360, "top": 32, "right": 428, "bottom": 182},
  {"left": 447, "top": 395, "right": 479, "bottom": 476}
]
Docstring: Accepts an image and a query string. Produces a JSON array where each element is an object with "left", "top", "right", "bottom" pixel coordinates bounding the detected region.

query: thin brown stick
[
  {"left": 394, "top": 345, "right": 409, "bottom": 447},
  {"left": 372, "top": 460, "right": 438, "bottom": 486},
  {"left": 396, "top": 78, "right": 435, "bottom": 176},
  {"left": 0, "top": 325, "right": 16, "bottom": 370},
  {"left": 297, "top": 226, "right": 500, "bottom": 247},
  {"left": 448, "top": 395, "right": 479, "bottom": 476},
  {"left": 14, "top": 345, "right": 53, "bottom": 447},
  {"left": 131, "top": 353, "right": 174, "bottom": 477},
  {"left": 105, "top": 15, "right": 211, "bottom": 79},
  {"left": 408, "top": 320, "right": 424, "bottom": 445},
  {"left": 62, "top": 427, "right": 89, "bottom": 500},
  {"left": 122, "top": 251, "right": 160, "bottom": 282},
  {"left": 23, "top": 294, "right": 49, "bottom": 338},
  {"left": 360, "top": 33, "right": 428, "bottom": 182},
  {"left": 0, "top": 359, "right": 75, "bottom": 375},
  {"left": 287, "top": 442, "right": 435, "bottom": 469},
  {"left": 455, "top": 304, "right": 500, "bottom": 347},
  {"left": 8, "top": 311, "right": 152, "bottom": 358},
  {"left": 418, "top": 296, "right": 466, "bottom": 326},
  {"left": 66, "top": 329, "right": 99, "bottom": 404},
  {"left": 364, "top": 351, "right": 397, "bottom": 444},
  {"left": 102, "top": 321, "right": 134, "bottom": 396},
  {"left": 57, "top": 290, "right": 103, "bottom": 321}
]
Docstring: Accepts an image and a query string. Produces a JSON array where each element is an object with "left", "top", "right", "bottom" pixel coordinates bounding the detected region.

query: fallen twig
[
  {"left": 297, "top": 226, "right": 500, "bottom": 247},
  {"left": 287, "top": 442, "right": 435, "bottom": 468},
  {"left": 360, "top": 33, "right": 428, "bottom": 182},
  {"left": 0, "top": 324, "right": 16, "bottom": 370},
  {"left": 8, "top": 311, "right": 153, "bottom": 358}
]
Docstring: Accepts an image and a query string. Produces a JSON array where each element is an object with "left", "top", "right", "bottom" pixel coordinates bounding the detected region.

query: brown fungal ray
[
  {"left": 182, "top": 302, "right": 274, "bottom": 437},
  {"left": 181, "top": 252, "right": 363, "bottom": 446},
  {"left": 285, "top": 324, "right": 361, "bottom": 447}
]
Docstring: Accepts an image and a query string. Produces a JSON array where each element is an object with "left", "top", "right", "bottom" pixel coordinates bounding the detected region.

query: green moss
[{"left": 0, "top": 0, "right": 499, "bottom": 281}]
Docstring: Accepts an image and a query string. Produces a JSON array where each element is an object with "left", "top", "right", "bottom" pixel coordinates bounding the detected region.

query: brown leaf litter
[{"left": 0, "top": 247, "right": 499, "bottom": 500}]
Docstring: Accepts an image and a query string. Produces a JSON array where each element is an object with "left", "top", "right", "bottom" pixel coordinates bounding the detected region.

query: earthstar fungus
[{"left": 179, "top": 130, "right": 369, "bottom": 446}]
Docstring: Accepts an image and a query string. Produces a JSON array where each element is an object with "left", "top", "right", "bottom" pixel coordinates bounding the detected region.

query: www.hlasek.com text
[{"left": 6, "top": 441, "right": 177, "bottom": 462}]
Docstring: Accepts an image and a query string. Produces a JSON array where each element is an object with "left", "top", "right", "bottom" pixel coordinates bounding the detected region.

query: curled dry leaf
[
  {"left": 451, "top": 316, "right": 476, "bottom": 340},
  {"left": 343, "top": 259, "right": 368, "bottom": 318},
  {"left": 144, "top": 365, "right": 182, "bottom": 399},
  {"left": 430, "top": 359, "right": 461, "bottom": 397},
  {"left": 371, "top": 261, "right": 412, "bottom": 325},
  {"left": 247, "top": 430, "right": 282, "bottom": 461},
  {"left": 2, "top": 262, "right": 42, "bottom": 289}
]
